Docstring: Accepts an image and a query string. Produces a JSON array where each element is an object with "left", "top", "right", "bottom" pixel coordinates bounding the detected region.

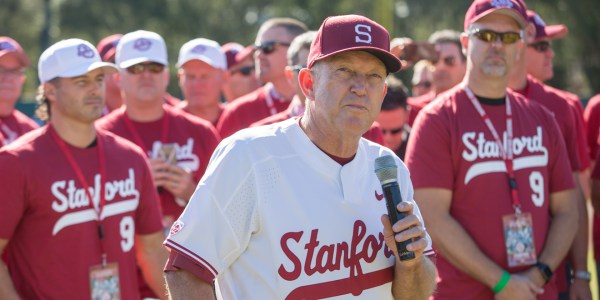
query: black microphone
[{"left": 374, "top": 155, "right": 415, "bottom": 261}]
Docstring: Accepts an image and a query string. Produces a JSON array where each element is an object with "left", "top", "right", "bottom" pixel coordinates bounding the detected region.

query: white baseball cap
[
  {"left": 176, "top": 38, "right": 226, "bottom": 70},
  {"left": 116, "top": 30, "right": 168, "bottom": 68},
  {"left": 38, "top": 38, "right": 117, "bottom": 83}
]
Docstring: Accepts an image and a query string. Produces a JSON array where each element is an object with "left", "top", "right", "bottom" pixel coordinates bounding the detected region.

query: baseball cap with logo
[
  {"left": 307, "top": 14, "right": 401, "bottom": 73},
  {"left": 0, "top": 36, "right": 30, "bottom": 67},
  {"left": 527, "top": 10, "right": 568, "bottom": 41},
  {"left": 176, "top": 38, "right": 226, "bottom": 70},
  {"left": 221, "top": 42, "right": 254, "bottom": 70},
  {"left": 96, "top": 33, "right": 123, "bottom": 62},
  {"left": 38, "top": 38, "right": 117, "bottom": 83},
  {"left": 116, "top": 30, "right": 168, "bottom": 68},
  {"left": 464, "top": 0, "right": 528, "bottom": 31}
]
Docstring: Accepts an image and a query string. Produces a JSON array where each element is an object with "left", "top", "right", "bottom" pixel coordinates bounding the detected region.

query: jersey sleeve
[
  {"left": 164, "top": 137, "right": 259, "bottom": 279},
  {"left": 0, "top": 151, "right": 27, "bottom": 239},
  {"left": 404, "top": 106, "right": 455, "bottom": 190}
]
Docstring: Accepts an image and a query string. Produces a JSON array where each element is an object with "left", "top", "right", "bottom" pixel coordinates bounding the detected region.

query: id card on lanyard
[
  {"left": 464, "top": 86, "right": 537, "bottom": 267},
  {"left": 49, "top": 126, "right": 122, "bottom": 298}
]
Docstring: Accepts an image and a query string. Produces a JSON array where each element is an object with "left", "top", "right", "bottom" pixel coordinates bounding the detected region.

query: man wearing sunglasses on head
[
  {"left": 216, "top": 18, "right": 307, "bottom": 139},
  {"left": 406, "top": 0, "right": 578, "bottom": 299},
  {"left": 407, "top": 30, "right": 467, "bottom": 126},
  {"left": 507, "top": 9, "right": 592, "bottom": 300},
  {"left": 174, "top": 38, "right": 227, "bottom": 127},
  {"left": 221, "top": 42, "right": 260, "bottom": 104}
]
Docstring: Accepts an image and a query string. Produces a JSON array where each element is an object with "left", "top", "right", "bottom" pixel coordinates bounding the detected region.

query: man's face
[
  {"left": 224, "top": 55, "right": 259, "bottom": 102},
  {"left": 119, "top": 61, "right": 169, "bottom": 104},
  {"left": 377, "top": 107, "right": 408, "bottom": 151},
  {"left": 307, "top": 51, "right": 387, "bottom": 137},
  {"left": 526, "top": 39, "right": 554, "bottom": 82},
  {"left": 0, "top": 55, "right": 25, "bottom": 109},
  {"left": 254, "top": 26, "right": 294, "bottom": 84},
  {"left": 432, "top": 42, "right": 466, "bottom": 93},
  {"left": 178, "top": 60, "right": 225, "bottom": 108},
  {"left": 465, "top": 14, "right": 523, "bottom": 79},
  {"left": 48, "top": 68, "right": 106, "bottom": 124}
]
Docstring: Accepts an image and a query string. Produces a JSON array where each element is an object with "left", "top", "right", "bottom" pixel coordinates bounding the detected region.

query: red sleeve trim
[{"left": 164, "top": 250, "right": 216, "bottom": 284}]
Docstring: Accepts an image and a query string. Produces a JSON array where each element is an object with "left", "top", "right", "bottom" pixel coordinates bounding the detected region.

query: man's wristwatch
[
  {"left": 534, "top": 261, "right": 553, "bottom": 283},
  {"left": 574, "top": 270, "right": 591, "bottom": 281}
]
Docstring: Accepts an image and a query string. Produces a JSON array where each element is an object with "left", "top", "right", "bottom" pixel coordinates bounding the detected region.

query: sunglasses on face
[
  {"left": 0, "top": 67, "right": 25, "bottom": 77},
  {"left": 381, "top": 127, "right": 404, "bottom": 135},
  {"left": 254, "top": 41, "right": 291, "bottom": 55},
  {"left": 231, "top": 65, "right": 255, "bottom": 76},
  {"left": 431, "top": 55, "right": 457, "bottom": 67},
  {"left": 469, "top": 28, "right": 521, "bottom": 44},
  {"left": 126, "top": 62, "right": 165, "bottom": 74},
  {"left": 528, "top": 41, "right": 551, "bottom": 53}
]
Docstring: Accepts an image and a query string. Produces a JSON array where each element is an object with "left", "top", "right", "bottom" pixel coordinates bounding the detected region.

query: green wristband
[{"left": 492, "top": 271, "right": 511, "bottom": 294}]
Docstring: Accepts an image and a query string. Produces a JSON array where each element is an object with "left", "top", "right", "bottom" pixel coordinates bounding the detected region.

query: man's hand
[
  {"left": 150, "top": 159, "right": 196, "bottom": 201},
  {"left": 494, "top": 272, "right": 543, "bottom": 300},
  {"left": 380, "top": 201, "right": 428, "bottom": 268},
  {"left": 569, "top": 278, "right": 592, "bottom": 300}
]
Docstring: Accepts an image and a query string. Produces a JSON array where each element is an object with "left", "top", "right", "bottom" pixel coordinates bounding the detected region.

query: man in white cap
[
  {"left": 0, "top": 38, "right": 167, "bottom": 299},
  {"left": 0, "top": 36, "right": 38, "bottom": 146},
  {"left": 97, "top": 30, "right": 220, "bottom": 232},
  {"left": 174, "top": 38, "right": 227, "bottom": 126},
  {"left": 164, "top": 14, "right": 436, "bottom": 299},
  {"left": 405, "top": 0, "right": 578, "bottom": 299}
]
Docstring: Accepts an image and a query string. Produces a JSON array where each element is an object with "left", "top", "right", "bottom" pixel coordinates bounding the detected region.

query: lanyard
[
  {"left": 464, "top": 86, "right": 522, "bottom": 214},
  {"left": 122, "top": 109, "right": 170, "bottom": 157},
  {"left": 49, "top": 125, "right": 109, "bottom": 265}
]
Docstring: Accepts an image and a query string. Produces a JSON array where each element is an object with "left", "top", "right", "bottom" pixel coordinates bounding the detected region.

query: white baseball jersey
[{"left": 165, "top": 118, "right": 433, "bottom": 299}]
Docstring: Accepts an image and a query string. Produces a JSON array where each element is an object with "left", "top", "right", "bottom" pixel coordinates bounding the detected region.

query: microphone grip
[{"left": 382, "top": 181, "right": 415, "bottom": 261}]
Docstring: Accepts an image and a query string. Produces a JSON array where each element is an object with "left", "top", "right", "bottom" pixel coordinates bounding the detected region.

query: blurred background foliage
[{"left": 1, "top": 0, "right": 598, "bottom": 102}]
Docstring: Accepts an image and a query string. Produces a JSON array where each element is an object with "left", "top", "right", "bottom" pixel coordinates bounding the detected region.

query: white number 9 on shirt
[
  {"left": 529, "top": 171, "right": 544, "bottom": 207},
  {"left": 120, "top": 216, "right": 135, "bottom": 252}
]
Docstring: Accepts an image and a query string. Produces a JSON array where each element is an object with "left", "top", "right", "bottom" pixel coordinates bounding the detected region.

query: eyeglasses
[
  {"left": 0, "top": 67, "right": 25, "bottom": 77},
  {"left": 126, "top": 62, "right": 165, "bottom": 74},
  {"left": 254, "top": 41, "right": 291, "bottom": 55},
  {"left": 528, "top": 41, "right": 551, "bottom": 53},
  {"left": 381, "top": 127, "right": 404, "bottom": 135},
  {"left": 290, "top": 65, "right": 306, "bottom": 73},
  {"left": 431, "top": 55, "right": 457, "bottom": 67},
  {"left": 231, "top": 65, "right": 255, "bottom": 76},
  {"left": 469, "top": 28, "right": 521, "bottom": 44},
  {"left": 413, "top": 81, "right": 432, "bottom": 89}
]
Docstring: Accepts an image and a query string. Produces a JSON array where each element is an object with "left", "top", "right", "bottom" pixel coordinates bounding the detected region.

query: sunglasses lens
[
  {"left": 501, "top": 32, "right": 521, "bottom": 44},
  {"left": 529, "top": 41, "right": 550, "bottom": 52},
  {"left": 256, "top": 42, "right": 276, "bottom": 55},
  {"left": 476, "top": 30, "right": 497, "bottom": 43},
  {"left": 239, "top": 66, "right": 253, "bottom": 76},
  {"left": 127, "top": 63, "right": 164, "bottom": 74}
]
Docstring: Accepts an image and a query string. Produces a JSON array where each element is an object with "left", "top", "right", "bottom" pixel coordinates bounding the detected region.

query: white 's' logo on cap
[
  {"left": 191, "top": 45, "right": 206, "bottom": 54},
  {"left": 0, "top": 41, "right": 16, "bottom": 51},
  {"left": 133, "top": 38, "right": 152, "bottom": 51},
  {"left": 355, "top": 24, "right": 372, "bottom": 44},
  {"left": 77, "top": 44, "right": 95, "bottom": 58},
  {"left": 491, "top": 0, "right": 513, "bottom": 8}
]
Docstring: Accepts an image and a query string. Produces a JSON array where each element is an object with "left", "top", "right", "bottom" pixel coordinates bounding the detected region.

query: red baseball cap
[
  {"left": 464, "top": 0, "right": 528, "bottom": 32},
  {"left": 96, "top": 34, "right": 122, "bottom": 62},
  {"left": 307, "top": 14, "right": 401, "bottom": 73},
  {"left": 221, "top": 42, "right": 254, "bottom": 70},
  {"left": 527, "top": 10, "right": 568, "bottom": 41},
  {"left": 0, "top": 36, "right": 29, "bottom": 67}
]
